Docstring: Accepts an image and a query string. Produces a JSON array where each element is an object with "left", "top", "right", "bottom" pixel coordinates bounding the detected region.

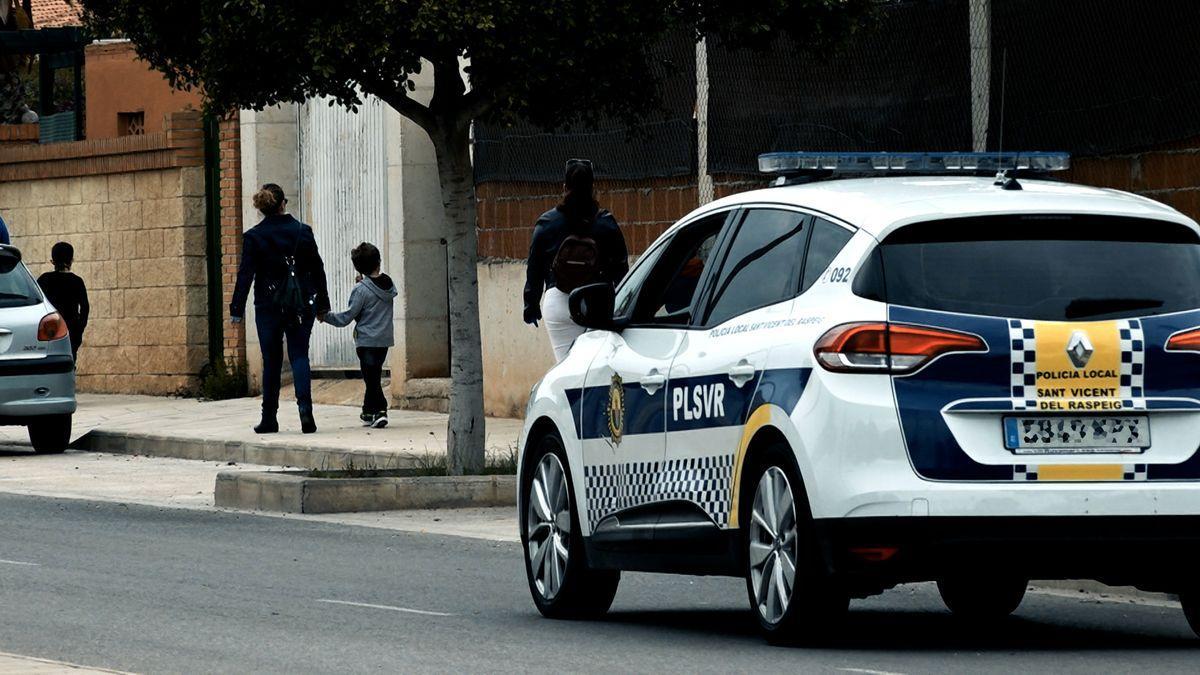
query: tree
[{"left": 80, "top": 0, "right": 872, "bottom": 474}]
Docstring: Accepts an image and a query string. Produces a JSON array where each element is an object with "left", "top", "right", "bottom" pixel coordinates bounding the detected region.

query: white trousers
[{"left": 541, "top": 287, "right": 586, "bottom": 363}]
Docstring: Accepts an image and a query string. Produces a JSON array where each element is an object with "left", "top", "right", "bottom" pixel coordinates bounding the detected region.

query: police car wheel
[
  {"left": 1180, "top": 589, "right": 1200, "bottom": 638},
  {"left": 743, "top": 445, "right": 847, "bottom": 643},
  {"left": 936, "top": 576, "right": 1027, "bottom": 620},
  {"left": 522, "top": 431, "right": 619, "bottom": 619}
]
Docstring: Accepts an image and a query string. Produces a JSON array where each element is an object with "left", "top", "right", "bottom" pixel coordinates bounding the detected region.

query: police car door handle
[
  {"left": 728, "top": 362, "right": 756, "bottom": 388},
  {"left": 639, "top": 371, "right": 666, "bottom": 395}
]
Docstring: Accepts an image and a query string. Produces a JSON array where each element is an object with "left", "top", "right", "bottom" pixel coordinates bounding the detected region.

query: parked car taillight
[
  {"left": 814, "top": 322, "right": 987, "bottom": 374},
  {"left": 37, "top": 313, "right": 68, "bottom": 341},
  {"left": 1166, "top": 327, "right": 1200, "bottom": 352}
]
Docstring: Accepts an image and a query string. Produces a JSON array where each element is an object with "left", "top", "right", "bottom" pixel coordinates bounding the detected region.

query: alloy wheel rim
[
  {"left": 748, "top": 466, "right": 799, "bottom": 625},
  {"left": 526, "top": 452, "right": 571, "bottom": 601}
]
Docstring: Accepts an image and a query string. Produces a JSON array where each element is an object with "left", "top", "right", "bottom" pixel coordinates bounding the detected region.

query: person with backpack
[
  {"left": 524, "top": 159, "right": 629, "bottom": 362},
  {"left": 229, "top": 184, "right": 331, "bottom": 434}
]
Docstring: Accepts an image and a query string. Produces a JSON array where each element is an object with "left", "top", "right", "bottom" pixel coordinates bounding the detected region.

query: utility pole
[
  {"left": 969, "top": 0, "right": 991, "bottom": 152},
  {"left": 696, "top": 37, "right": 714, "bottom": 205}
]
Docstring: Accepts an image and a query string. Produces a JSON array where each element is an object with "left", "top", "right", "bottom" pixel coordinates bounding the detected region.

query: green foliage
[
  {"left": 77, "top": 0, "right": 874, "bottom": 135},
  {"left": 197, "top": 358, "right": 249, "bottom": 401}
]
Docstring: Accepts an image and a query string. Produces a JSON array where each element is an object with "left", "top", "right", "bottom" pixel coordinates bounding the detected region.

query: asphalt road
[{"left": 0, "top": 493, "right": 1196, "bottom": 674}]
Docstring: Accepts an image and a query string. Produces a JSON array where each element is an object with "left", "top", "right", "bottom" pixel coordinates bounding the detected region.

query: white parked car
[
  {"left": 517, "top": 152, "right": 1200, "bottom": 642},
  {"left": 0, "top": 245, "right": 76, "bottom": 454}
]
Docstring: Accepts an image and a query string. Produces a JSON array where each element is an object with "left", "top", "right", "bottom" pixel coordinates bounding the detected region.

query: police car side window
[
  {"left": 613, "top": 240, "right": 667, "bottom": 318},
  {"left": 800, "top": 218, "right": 855, "bottom": 293},
  {"left": 701, "top": 209, "right": 809, "bottom": 327},
  {"left": 629, "top": 213, "right": 727, "bottom": 326}
]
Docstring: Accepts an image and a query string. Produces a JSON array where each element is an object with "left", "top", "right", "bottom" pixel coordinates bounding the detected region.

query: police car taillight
[
  {"left": 814, "top": 322, "right": 987, "bottom": 374},
  {"left": 1166, "top": 327, "right": 1200, "bottom": 352}
]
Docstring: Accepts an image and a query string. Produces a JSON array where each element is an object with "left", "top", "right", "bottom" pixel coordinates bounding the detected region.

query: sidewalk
[
  {"left": 0, "top": 651, "right": 125, "bottom": 674},
  {"left": 0, "top": 394, "right": 525, "bottom": 470}
]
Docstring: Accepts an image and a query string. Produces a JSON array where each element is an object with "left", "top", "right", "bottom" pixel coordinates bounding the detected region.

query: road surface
[{"left": 0, "top": 493, "right": 1195, "bottom": 673}]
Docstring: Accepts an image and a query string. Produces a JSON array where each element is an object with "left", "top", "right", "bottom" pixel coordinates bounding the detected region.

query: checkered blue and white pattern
[
  {"left": 1118, "top": 319, "right": 1146, "bottom": 410},
  {"left": 583, "top": 463, "right": 623, "bottom": 531},
  {"left": 583, "top": 454, "right": 735, "bottom": 531},
  {"left": 658, "top": 455, "right": 734, "bottom": 526},
  {"left": 1009, "top": 319, "right": 1038, "bottom": 410}
]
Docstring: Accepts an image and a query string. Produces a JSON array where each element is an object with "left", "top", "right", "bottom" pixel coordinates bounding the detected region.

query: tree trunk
[{"left": 431, "top": 123, "right": 486, "bottom": 475}]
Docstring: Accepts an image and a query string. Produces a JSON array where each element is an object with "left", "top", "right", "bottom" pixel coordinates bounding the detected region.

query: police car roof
[{"left": 697, "top": 176, "right": 1198, "bottom": 239}]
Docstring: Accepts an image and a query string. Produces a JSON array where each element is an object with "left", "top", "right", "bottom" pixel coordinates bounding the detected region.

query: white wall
[{"left": 238, "top": 104, "right": 299, "bottom": 393}]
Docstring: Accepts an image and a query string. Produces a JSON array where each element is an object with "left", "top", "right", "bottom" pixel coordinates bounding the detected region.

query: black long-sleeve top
[
  {"left": 229, "top": 214, "right": 331, "bottom": 319},
  {"left": 37, "top": 270, "right": 88, "bottom": 340},
  {"left": 523, "top": 208, "right": 629, "bottom": 320}
]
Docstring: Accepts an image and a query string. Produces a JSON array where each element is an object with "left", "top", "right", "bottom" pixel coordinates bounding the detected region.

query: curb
[
  {"left": 214, "top": 470, "right": 517, "bottom": 513},
  {"left": 1029, "top": 579, "right": 1179, "bottom": 605},
  {"left": 75, "top": 429, "right": 420, "bottom": 470}
]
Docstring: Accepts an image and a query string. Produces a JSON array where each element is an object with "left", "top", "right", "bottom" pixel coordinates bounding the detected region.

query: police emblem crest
[{"left": 606, "top": 373, "right": 625, "bottom": 445}]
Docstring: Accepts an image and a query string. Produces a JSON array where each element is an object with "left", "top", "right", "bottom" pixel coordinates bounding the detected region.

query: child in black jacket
[{"left": 37, "top": 242, "right": 89, "bottom": 361}]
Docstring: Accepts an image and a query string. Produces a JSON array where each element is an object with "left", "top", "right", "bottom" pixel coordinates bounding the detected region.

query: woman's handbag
[{"left": 272, "top": 224, "right": 308, "bottom": 320}]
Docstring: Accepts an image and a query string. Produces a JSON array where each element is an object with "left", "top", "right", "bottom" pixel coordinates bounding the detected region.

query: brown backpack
[{"left": 552, "top": 232, "right": 601, "bottom": 293}]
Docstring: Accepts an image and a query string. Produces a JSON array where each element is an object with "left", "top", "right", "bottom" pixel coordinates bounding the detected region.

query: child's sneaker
[
  {"left": 369, "top": 412, "right": 388, "bottom": 429},
  {"left": 359, "top": 412, "right": 374, "bottom": 427}
]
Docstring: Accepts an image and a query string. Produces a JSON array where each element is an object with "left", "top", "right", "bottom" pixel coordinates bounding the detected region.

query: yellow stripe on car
[{"left": 727, "top": 404, "right": 775, "bottom": 528}]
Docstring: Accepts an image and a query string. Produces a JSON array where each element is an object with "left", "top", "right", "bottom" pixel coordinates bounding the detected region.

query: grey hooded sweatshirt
[{"left": 323, "top": 274, "right": 398, "bottom": 348}]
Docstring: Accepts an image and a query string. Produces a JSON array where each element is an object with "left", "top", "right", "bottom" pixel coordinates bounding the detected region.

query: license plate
[{"left": 1003, "top": 416, "right": 1150, "bottom": 455}]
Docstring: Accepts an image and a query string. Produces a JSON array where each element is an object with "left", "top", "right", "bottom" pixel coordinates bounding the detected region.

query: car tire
[
  {"left": 937, "top": 575, "right": 1027, "bottom": 620},
  {"left": 742, "top": 442, "right": 848, "bottom": 644},
  {"left": 28, "top": 414, "right": 71, "bottom": 455},
  {"left": 1180, "top": 589, "right": 1200, "bottom": 638},
  {"left": 521, "top": 429, "right": 619, "bottom": 619}
]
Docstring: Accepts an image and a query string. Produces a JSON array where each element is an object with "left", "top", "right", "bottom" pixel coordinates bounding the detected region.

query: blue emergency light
[{"left": 757, "top": 151, "right": 1071, "bottom": 176}]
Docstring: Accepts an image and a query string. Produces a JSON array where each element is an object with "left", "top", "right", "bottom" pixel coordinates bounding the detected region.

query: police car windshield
[{"left": 856, "top": 215, "right": 1200, "bottom": 321}]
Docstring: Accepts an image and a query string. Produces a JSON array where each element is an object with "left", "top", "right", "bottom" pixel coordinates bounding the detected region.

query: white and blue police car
[{"left": 518, "top": 152, "right": 1200, "bottom": 642}]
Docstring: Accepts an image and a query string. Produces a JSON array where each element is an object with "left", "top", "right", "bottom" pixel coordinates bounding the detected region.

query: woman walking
[
  {"left": 524, "top": 159, "right": 628, "bottom": 362},
  {"left": 229, "top": 184, "right": 330, "bottom": 434}
]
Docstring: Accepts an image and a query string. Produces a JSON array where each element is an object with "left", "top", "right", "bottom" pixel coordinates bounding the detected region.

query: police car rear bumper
[{"left": 817, "top": 515, "right": 1200, "bottom": 596}]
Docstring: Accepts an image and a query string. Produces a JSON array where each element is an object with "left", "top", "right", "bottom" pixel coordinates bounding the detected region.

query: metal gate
[{"left": 298, "top": 96, "right": 389, "bottom": 370}]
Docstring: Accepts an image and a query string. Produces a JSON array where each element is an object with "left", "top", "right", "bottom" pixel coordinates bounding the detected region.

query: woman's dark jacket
[
  {"left": 229, "top": 214, "right": 331, "bottom": 319},
  {"left": 523, "top": 208, "right": 629, "bottom": 322}
]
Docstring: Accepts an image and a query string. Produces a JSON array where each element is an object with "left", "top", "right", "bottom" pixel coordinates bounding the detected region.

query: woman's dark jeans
[{"left": 256, "top": 309, "right": 315, "bottom": 418}]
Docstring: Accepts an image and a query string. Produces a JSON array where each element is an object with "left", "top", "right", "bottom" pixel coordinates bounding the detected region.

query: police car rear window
[{"left": 854, "top": 215, "right": 1200, "bottom": 321}]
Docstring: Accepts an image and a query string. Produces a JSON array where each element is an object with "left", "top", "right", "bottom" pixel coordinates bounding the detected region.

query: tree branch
[
  {"left": 459, "top": 88, "right": 495, "bottom": 126},
  {"left": 362, "top": 76, "right": 437, "bottom": 135}
]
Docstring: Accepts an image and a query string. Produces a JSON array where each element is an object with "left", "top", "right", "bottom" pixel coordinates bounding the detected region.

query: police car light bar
[{"left": 757, "top": 151, "right": 1071, "bottom": 176}]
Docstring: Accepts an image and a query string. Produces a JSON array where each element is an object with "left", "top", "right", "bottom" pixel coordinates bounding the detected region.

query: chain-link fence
[{"left": 473, "top": 0, "right": 1200, "bottom": 183}]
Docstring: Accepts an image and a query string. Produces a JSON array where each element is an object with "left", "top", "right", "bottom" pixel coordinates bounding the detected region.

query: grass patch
[{"left": 197, "top": 359, "right": 249, "bottom": 401}]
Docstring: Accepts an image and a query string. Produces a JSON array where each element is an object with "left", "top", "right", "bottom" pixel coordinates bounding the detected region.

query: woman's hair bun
[{"left": 253, "top": 183, "right": 286, "bottom": 215}]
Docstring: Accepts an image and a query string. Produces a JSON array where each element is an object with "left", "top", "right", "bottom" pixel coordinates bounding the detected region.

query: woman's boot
[
  {"left": 254, "top": 413, "right": 278, "bottom": 434},
  {"left": 299, "top": 407, "right": 317, "bottom": 434}
]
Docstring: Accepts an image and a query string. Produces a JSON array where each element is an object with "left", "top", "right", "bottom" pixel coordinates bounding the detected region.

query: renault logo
[{"left": 1066, "top": 330, "right": 1094, "bottom": 369}]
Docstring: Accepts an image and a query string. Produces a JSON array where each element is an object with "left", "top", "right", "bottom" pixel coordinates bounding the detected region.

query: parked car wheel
[
  {"left": 522, "top": 430, "right": 619, "bottom": 619},
  {"left": 937, "top": 575, "right": 1028, "bottom": 620},
  {"left": 744, "top": 443, "right": 848, "bottom": 644},
  {"left": 28, "top": 414, "right": 71, "bottom": 454}
]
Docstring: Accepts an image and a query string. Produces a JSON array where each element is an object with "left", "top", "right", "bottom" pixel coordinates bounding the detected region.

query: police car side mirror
[{"left": 568, "top": 283, "right": 622, "bottom": 331}]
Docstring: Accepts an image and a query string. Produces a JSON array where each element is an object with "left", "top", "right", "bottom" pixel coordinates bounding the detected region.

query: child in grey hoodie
[{"left": 321, "top": 242, "right": 398, "bottom": 428}]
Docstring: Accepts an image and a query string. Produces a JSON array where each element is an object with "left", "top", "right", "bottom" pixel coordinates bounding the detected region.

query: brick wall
[
  {"left": 1063, "top": 139, "right": 1200, "bottom": 224},
  {"left": 476, "top": 176, "right": 699, "bottom": 259},
  {"left": 0, "top": 124, "right": 39, "bottom": 144},
  {"left": 0, "top": 111, "right": 211, "bottom": 395},
  {"left": 218, "top": 114, "right": 245, "bottom": 365}
]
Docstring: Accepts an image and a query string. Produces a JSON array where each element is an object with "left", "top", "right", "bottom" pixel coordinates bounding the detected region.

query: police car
[{"left": 518, "top": 151, "right": 1200, "bottom": 642}]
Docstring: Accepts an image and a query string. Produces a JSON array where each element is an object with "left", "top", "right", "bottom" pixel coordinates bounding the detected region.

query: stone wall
[
  {"left": 218, "top": 115, "right": 245, "bottom": 365},
  {"left": 0, "top": 111, "right": 211, "bottom": 395}
]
